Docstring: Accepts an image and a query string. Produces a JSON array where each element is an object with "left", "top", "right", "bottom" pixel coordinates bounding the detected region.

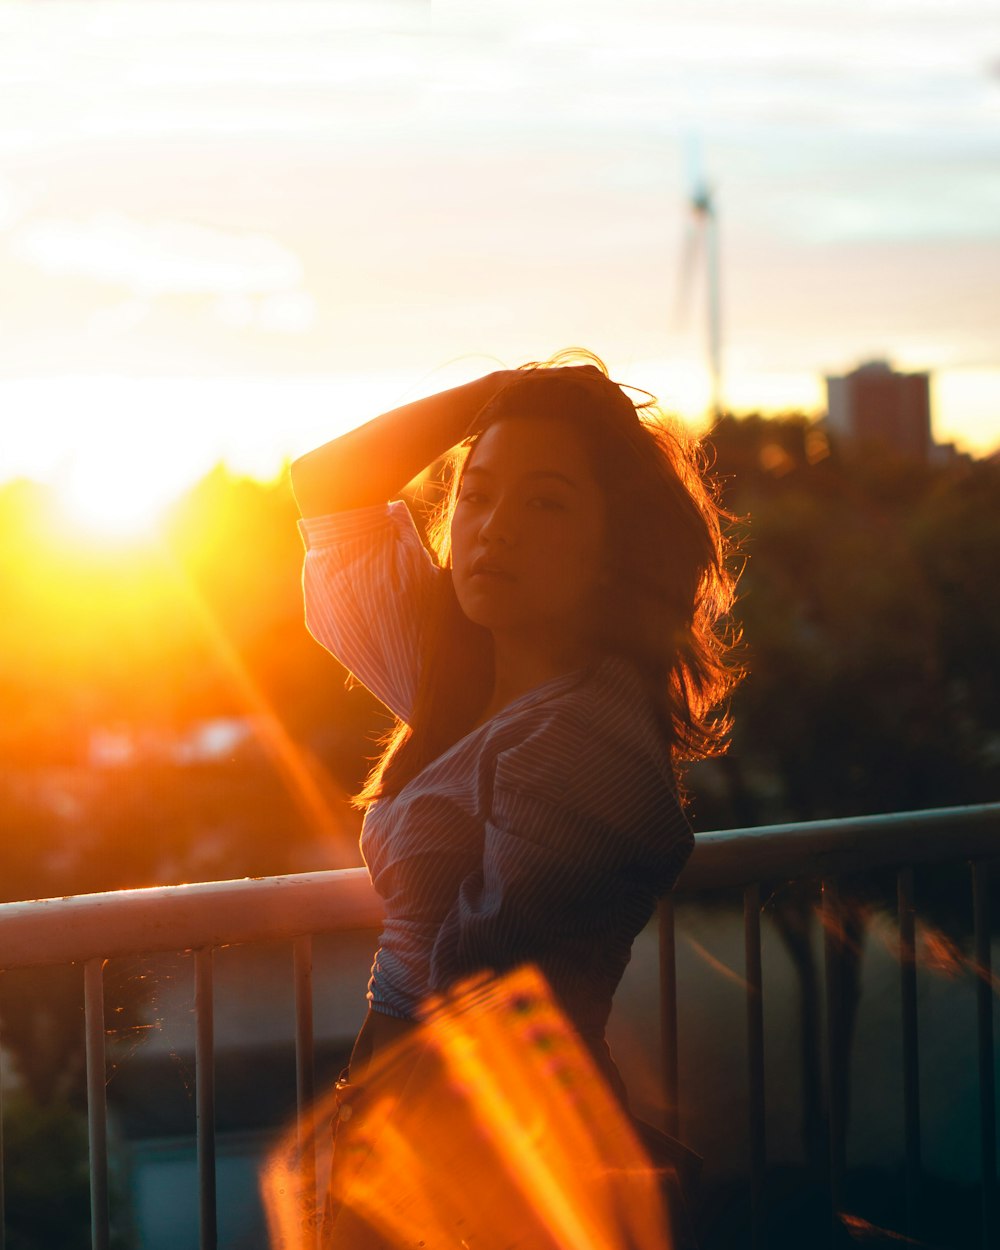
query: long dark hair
[{"left": 356, "top": 350, "right": 741, "bottom": 806}]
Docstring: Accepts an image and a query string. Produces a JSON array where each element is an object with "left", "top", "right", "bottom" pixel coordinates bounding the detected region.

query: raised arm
[{"left": 290, "top": 370, "right": 513, "bottom": 517}]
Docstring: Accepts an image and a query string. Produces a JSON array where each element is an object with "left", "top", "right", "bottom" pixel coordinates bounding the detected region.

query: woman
[{"left": 291, "top": 351, "right": 739, "bottom": 1247}]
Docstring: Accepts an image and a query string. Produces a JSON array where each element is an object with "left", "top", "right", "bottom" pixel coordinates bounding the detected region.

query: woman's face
[{"left": 450, "top": 417, "right": 608, "bottom": 656}]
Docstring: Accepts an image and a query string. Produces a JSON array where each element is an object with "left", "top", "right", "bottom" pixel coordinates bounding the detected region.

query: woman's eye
[
  {"left": 528, "top": 496, "right": 566, "bottom": 511},
  {"left": 458, "top": 490, "right": 486, "bottom": 505}
]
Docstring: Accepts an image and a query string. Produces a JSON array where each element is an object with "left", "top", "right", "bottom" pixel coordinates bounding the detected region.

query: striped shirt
[{"left": 299, "top": 502, "right": 693, "bottom": 1039}]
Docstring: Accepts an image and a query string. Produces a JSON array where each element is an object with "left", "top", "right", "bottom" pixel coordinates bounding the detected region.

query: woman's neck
[{"left": 479, "top": 633, "right": 598, "bottom": 723}]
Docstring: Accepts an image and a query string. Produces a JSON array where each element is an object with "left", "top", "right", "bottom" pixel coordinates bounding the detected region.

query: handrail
[
  {"left": 0, "top": 802, "right": 996, "bottom": 972},
  {"left": 677, "top": 800, "right": 1000, "bottom": 890},
  {"left": 0, "top": 866, "right": 381, "bottom": 971}
]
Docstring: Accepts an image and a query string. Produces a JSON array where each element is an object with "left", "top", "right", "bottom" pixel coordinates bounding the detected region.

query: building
[{"left": 826, "top": 361, "right": 933, "bottom": 461}]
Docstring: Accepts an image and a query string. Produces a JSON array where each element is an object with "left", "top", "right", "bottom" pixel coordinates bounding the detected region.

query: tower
[{"left": 826, "top": 361, "right": 933, "bottom": 461}]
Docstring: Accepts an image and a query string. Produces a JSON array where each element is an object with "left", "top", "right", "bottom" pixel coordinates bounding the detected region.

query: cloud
[
  {"left": 0, "top": 179, "right": 27, "bottom": 231},
  {"left": 9, "top": 213, "right": 304, "bottom": 297},
  {"left": 212, "top": 290, "right": 317, "bottom": 335}
]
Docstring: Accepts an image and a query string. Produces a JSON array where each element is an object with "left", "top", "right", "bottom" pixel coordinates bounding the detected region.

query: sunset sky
[{"left": 2, "top": 0, "right": 998, "bottom": 531}]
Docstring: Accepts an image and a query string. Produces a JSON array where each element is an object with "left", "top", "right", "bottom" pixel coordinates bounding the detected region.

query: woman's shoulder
[
  {"left": 489, "top": 658, "right": 692, "bottom": 871},
  {"left": 494, "top": 657, "right": 682, "bottom": 819}
]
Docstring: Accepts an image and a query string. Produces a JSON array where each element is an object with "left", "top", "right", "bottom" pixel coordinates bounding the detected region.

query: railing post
[
  {"left": 0, "top": 993, "right": 6, "bottom": 1250},
  {"left": 659, "top": 896, "right": 680, "bottom": 1138},
  {"left": 822, "top": 878, "right": 846, "bottom": 1239},
  {"left": 294, "top": 935, "right": 319, "bottom": 1244},
  {"left": 972, "top": 861, "right": 996, "bottom": 1250},
  {"left": 896, "top": 866, "right": 921, "bottom": 1235},
  {"left": 84, "top": 958, "right": 110, "bottom": 1250},
  {"left": 744, "top": 883, "right": 766, "bottom": 1248},
  {"left": 195, "top": 948, "right": 217, "bottom": 1250}
]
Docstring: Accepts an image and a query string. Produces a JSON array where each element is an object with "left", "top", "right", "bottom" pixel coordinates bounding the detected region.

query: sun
[{"left": 55, "top": 456, "right": 187, "bottom": 544}]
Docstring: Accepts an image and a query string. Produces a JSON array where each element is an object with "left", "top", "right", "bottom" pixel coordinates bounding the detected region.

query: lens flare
[
  {"left": 159, "top": 544, "right": 353, "bottom": 848},
  {"left": 683, "top": 934, "right": 749, "bottom": 990},
  {"left": 262, "top": 966, "right": 676, "bottom": 1250},
  {"left": 838, "top": 1212, "right": 929, "bottom": 1244}
]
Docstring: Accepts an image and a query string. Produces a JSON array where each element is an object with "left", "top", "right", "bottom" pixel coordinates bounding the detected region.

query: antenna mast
[
  {"left": 691, "top": 179, "right": 723, "bottom": 420},
  {"left": 676, "top": 139, "right": 724, "bottom": 421}
]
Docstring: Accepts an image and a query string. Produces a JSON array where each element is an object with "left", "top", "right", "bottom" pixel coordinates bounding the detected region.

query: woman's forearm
[{"left": 291, "top": 371, "right": 510, "bottom": 517}]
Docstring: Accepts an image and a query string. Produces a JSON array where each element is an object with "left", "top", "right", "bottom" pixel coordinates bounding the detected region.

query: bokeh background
[
  {"left": 2, "top": 0, "right": 997, "bottom": 892},
  {"left": 0, "top": 3, "right": 998, "bottom": 1246}
]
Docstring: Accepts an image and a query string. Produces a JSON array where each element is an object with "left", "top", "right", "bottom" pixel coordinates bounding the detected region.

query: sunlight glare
[{"left": 56, "top": 455, "right": 185, "bottom": 542}]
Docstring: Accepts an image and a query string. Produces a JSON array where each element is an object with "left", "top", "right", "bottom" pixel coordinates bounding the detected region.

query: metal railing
[
  {"left": 0, "top": 802, "right": 997, "bottom": 1250},
  {"left": 661, "top": 801, "right": 1000, "bottom": 1249}
]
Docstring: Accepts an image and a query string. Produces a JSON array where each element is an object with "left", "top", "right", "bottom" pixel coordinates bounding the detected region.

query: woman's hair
[{"left": 356, "top": 348, "right": 742, "bottom": 806}]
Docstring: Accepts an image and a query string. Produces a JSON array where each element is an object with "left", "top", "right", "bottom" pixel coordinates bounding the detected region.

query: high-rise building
[{"left": 825, "top": 361, "right": 933, "bottom": 461}]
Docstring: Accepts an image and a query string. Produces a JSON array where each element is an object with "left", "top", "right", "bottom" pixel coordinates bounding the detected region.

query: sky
[{"left": 1, "top": 0, "right": 998, "bottom": 528}]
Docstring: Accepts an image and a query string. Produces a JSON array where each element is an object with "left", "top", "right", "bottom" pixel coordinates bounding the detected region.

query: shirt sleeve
[
  {"left": 298, "top": 501, "right": 438, "bottom": 724},
  {"left": 426, "top": 708, "right": 693, "bottom": 995}
]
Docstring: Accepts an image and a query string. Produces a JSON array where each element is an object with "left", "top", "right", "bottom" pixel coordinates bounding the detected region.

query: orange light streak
[
  {"left": 871, "top": 913, "right": 1000, "bottom": 995},
  {"left": 423, "top": 995, "right": 624, "bottom": 1250},
  {"left": 816, "top": 896, "right": 872, "bottom": 957},
  {"left": 156, "top": 541, "right": 351, "bottom": 848},
  {"left": 262, "top": 967, "right": 673, "bottom": 1250},
  {"left": 805, "top": 895, "right": 1000, "bottom": 1001},
  {"left": 683, "top": 934, "right": 749, "bottom": 990},
  {"left": 838, "top": 1211, "right": 931, "bottom": 1244}
]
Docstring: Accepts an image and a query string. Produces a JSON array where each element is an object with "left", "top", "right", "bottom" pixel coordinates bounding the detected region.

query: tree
[{"left": 701, "top": 416, "right": 999, "bottom": 824}]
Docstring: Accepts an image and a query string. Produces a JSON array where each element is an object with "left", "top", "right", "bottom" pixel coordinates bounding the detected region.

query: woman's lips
[{"left": 470, "top": 559, "right": 516, "bottom": 581}]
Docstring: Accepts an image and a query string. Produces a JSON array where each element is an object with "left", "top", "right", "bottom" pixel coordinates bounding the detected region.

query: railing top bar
[
  {"left": 0, "top": 867, "right": 383, "bottom": 973},
  {"left": 0, "top": 803, "right": 996, "bottom": 972},
  {"left": 677, "top": 801, "right": 1000, "bottom": 892}
]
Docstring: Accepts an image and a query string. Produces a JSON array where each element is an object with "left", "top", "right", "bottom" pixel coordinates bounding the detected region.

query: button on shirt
[{"left": 299, "top": 502, "right": 694, "bottom": 1038}]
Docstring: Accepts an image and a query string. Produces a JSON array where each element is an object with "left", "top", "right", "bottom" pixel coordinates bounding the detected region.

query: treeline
[
  {"left": 0, "top": 417, "right": 997, "bottom": 905},
  {"left": 696, "top": 416, "right": 999, "bottom": 827}
]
